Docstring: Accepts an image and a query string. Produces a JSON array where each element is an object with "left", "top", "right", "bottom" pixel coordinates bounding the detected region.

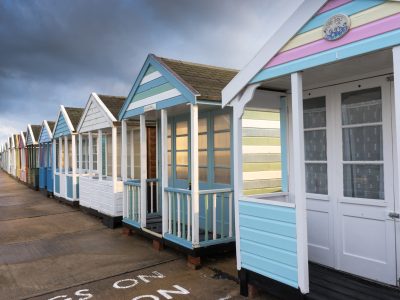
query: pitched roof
[
  {"left": 155, "top": 56, "right": 238, "bottom": 102},
  {"left": 47, "top": 121, "right": 55, "bottom": 132},
  {"left": 64, "top": 107, "right": 84, "bottom": 130},
  {"left": 221, "top": 0, "right": 326, "bottom": 106},
  {"left": 97, "top": 94, "right": 126, "bottom": 119},
  {"left": 31, "top": 125, "right": 42, "bottom": 141}
]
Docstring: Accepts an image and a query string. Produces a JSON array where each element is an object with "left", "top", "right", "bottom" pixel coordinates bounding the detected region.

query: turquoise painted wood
[
  {"left": 67, "top": 176, "right": 73, "bottom": 199},
  {"left": 119, "top": 54, "right": 196, "bottom": 120},
  {"left": 39, "top": 125, "right": 52, "bottom": 143},
  {"left": 54, "top": 113, "right": 71, "bottom": 138},
  {"left": 239, "top": 200, "right": 298, "bottom": 288},
  {"left": 47, "top": 167, "right": 53, "bottom": 193},
  {"left": 39, "top": 167, "right": 46, "bottom": 189},
  {"left": 55, "top": 174, "right": 60, "bottom": 193},
  {"left": 251, "top": 28, "right": 400, "bottom": 84}
]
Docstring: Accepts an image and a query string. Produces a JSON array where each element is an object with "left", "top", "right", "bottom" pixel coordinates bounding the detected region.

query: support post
[
  {"left": 112, "top": 126, "right": 118, "bottom": 192},
  {"left": 88, "top": 132, "right": 93, "bottom": 174},
  {"left": 97, "top": 129, "right": 102, "bottom": 181},
  {"left": 64, "top": 136, "right": 68, "bottom": 198},
  {"left": 161, "top": 109, "right": 168, "bottom": 235},
  {"left": 78, "top": 134, "right": 82, "bottom": 175},
  {"left": 291, "top": 72, "right": 309, "bottom": 294},
  {"left": 130, "top": 129, "right": 134, "bottom": 178},
  {"left": 121, "top": 120, "right": 127, "bottom": 181},
  {"left": 71, "top": 134, "right": 77, "bottom": 199},
  {"left": 140, "top": 114, "right": 147, "bottom": 227},
  {"left": 59, "top": 137, "right": 62, "bottom": 174},
  {"left": 52, "top": 139, "right": 56, "bottom": 192},
  {"left": 190, "top": 104, "right": 199, "bottom": 246}
]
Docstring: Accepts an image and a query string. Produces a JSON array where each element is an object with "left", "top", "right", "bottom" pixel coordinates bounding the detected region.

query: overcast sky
[{"left": 0, "top": 0, "right": 299, "bottom": 144}]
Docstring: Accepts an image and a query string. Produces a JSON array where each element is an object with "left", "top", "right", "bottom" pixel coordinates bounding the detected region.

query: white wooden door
[{"left": 305, "top": 76, "right": 397, "bottom": 285}]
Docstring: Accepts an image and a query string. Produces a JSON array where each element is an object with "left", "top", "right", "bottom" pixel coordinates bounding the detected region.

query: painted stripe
[
  {"left": 133, "top": 82, "right": 175, "bottom": 102},
  {"left": 282, "top": 2, "right": 400, "bottom": 52},
  {"left": 268, "top": 12, "right": 400, "bottom": 68},
  {"left": 136, "top": 76, "right": 168, "bottom": 94},
  {"left": 242, "top": 119, "right": 280, "bottom": 129},
  {"left": 243, "top": 145, "right": 281, "bottom": 154},
  {"left": 243, "top": 170, "right": 282, "bottom": 180},
  {"left": 298, "top": 0, "right": 384, "bottom": 34},
  {"left": 243, "top": 110, "right": 280, "bottom": 121},
  {"left": 243, "top": 136, "right": 281, "bottom": 146},
  {"left": 128, "top": 88, "right": 181, "bottom": 111},
  {"left": 243, "top": 162, "right": 281, "bottom": 172},
  {"left": 244, "top": 178, "right": 282, "bottom": 190},
  {"left": 144, "top": 65, "right": 157, "bottom": 76},
  {"left": 242, "top": 127, "right": 280, "bottom": 138},
  {"left": 243, "top": 153, "right": 281, "bottom": 163},
  {"left": 140, "top": 70, "right": 162, "bottom": 85},
  {"left": 252, "top": 28, "right": 400, "bottom": 84},
  {"left": 316, "top": 0, "right": 353, "bottom": 15},
  {"left": 243, "top": 187, "right": 282, "bottom": 196}
]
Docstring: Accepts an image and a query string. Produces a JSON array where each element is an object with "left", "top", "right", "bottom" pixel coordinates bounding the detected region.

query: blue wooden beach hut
[
  {"left": 53, "top": 106, "right": 84, "bottom": 205},
  {"left": 38, "top": 120, "right": 55, "bottom": 196},
  {"left": 119, "top": 54, "right": 237, "bottom": 265}
]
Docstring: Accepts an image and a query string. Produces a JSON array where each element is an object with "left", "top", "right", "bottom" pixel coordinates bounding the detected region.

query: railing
[
  {"left": 124, "top": 179, "right": 141, "bottom": 224},
  {"left": 147, "top": 178, "right": 159, "bottom": 214},
  {"left": 199, "top": 188, "right": 234, "bottom": 242},
  {"left": 165, "top": 187, "right": 234, "bottom": 245}
]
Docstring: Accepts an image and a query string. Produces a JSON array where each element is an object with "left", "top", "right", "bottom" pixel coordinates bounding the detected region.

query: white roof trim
[
  {"left": 44, "top": 120, "right": 53, "bottom": 140},
  {"left": 19, "top": 131, "right": 26, "bottom": 147},
  {"left": 76, "top": 92, "right": 116, "bottom": 133},
  {"left": 61, "top": 105, "right": 75, "bottom": 133},
  {"left": 222, "top": 0, "right": 327, "bottom": 107},
  {"left": 26, "top": 124, "right": 37, "bottom": 145}
]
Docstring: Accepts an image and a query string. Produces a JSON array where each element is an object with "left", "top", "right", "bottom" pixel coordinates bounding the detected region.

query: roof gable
[
  {"left": 26, "top": 124, "right": 41, "bottom": 145},
  {"left": 19, "top": 132, "right": 26, "bottom": 148},
  {"left": 222, "top": 0, "right": 326, "bottom": 106},
  {"left": 53, "top": 106, "right": 80, "bottom": 138},
  {"left": 78, "top": 93, "right": 124, "bottom": 132},
  {"left": 119, "top": 54, "right": 197, "bottom": 120},
  {"left": 38, "top": 120, "right": 54, "bottom": 143}
]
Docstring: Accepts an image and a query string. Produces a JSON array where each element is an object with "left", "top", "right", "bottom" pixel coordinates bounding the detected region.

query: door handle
[{"left": 388, "top": 212, "right": 400, "bottom": 219}]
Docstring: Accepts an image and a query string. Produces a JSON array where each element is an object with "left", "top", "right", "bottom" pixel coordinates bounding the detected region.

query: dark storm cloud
[{"left": 0, "top": 0, "right": 297, "bottom": 142}]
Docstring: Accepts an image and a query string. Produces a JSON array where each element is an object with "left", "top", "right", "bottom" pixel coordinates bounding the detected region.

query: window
[
  {"left": 214, "top": 114, "right": 231, "bottom": 184},
  {"left": 303, "top": 97, "right": 328, "bottom": 195},
  {"left": 198, "top": 118, "right": 208, "bottom": 182},
  {"left": 341, "top": 87, "right": 383, "bottom": 199},
  {"left": 175, "top": 120, "right": 189, "bottom": 180}
]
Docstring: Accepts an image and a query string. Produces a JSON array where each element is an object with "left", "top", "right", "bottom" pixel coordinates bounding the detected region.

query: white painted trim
[
  {"left": 26, "top": 124, "right": 37, "bottom": 145},
  {"left": 127, "top": 88, "right": 181, "bottom": 111},
  {"left": 233, "top": 99, "right": 243, "bottom": 269},
  {"left": 161, "top": 109, "right": 168, "bottom": 235},
  {"left": 93, "top": 93, "right": 118, "bottom": 122},
  {"left": 20, "top": 131, "right": 26, "bottom": 147},
  {"left": 44, "top": 120, "right": 53, "bottom": 140},
  {"left": 97, "top": 130, "right": 102, "bottom": 180},
  {"left": 140, "top": 114, "right": 147, "bottom": 228},
  {"left": 190, "top": 104, "right": 200, "bottom": 246},
  {"left": 112, "top": 126, "right": 117, "bottom": 192},
  {"left": 221, "top": 0, "right": 326, "bottom": 107},
  {"left": 53, "top": 139, "right": 56, "bottom": 192},
  {"left": 88, "top": 132, "right": 93, "bottom": 174},
  {"left": 78, "top": 134, "right": 83, "bottom": 175},
  {"left": 140, "top": 70, "right": 162, "bottom": 85},
  {"left": 291, "top": 72, "right": 309, "bottom": 294},
  {"left": 392, "top": 46, "right": 400, "bottom": 285},
  {"left": 64, "top": 136, "right": 69, "bottom": 177},
  {"left": 71, "top": 134, "right": 77, "bottom": 199},
  {"left": 130, "top": 129, "right": 135, "bottom": 179},
  {"left": 121, "top": 120, "right": 127, "bottom": 181}
]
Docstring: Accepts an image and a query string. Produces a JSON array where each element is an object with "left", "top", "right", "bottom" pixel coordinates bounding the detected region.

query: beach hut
[
  {"left": 52, "top": 106, "right": 84, "bottom": 205},
  {"left": 17, "top": 132, "right": 27, "bottom": 183},
  {"left": 119, "top": 54, "right": 237, "bottom": 265},
  {"left": 76, "top": 93, "right": 125, "bottom": 228},
  {"left": 222, "top": 0, "right": 400, "bottom": 298},
  {"left": 38, "top": 120, "right": 55, "bottom": 196},
  {"left": 9, "top": 135, "right": 16, "bottom": 177},
  {"left": 26, "top": 124, "right": 41, "bottom": 190}
]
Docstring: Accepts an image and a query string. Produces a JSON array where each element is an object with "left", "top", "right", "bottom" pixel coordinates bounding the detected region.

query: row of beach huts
[{"left": 2, "top": 1, "right": 400, "bottom": 298}]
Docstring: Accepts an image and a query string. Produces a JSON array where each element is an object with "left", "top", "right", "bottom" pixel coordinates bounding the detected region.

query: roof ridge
[{"left": 157, "top": 55, "right": 238, "bottom": 72}]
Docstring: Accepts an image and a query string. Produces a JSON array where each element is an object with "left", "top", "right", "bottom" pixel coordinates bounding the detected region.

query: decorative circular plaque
[{"left": 323, "top": 14, "right": 351, "bottom": 41}]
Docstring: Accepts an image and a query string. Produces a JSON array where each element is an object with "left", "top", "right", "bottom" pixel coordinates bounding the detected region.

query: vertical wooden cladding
[
  {"left": 146, "top": 126, "right": 157, "bottom": 179},
  {"left": 54, "top": 113, "right": 71, "bottom": 138},
  {"left": 239, "top": 200, "right": 298, "bottom": 288}
]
